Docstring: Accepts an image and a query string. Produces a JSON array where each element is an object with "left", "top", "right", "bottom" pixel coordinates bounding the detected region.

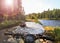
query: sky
[{"left": 22, "top": 0, "right": 60, "bottom": 14}]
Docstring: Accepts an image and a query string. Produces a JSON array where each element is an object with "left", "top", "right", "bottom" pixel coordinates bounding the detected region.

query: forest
[{"left": 26, "top": 9, "right": 60, "bottom": 20}]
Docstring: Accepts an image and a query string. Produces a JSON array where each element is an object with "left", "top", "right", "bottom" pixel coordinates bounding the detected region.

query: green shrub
[
  {"left": 48, "top": 27, "right": 60, "bottom": 43},
  {"left": 0, "top": 20, "right": 21, "bottom": 29},
  {"left": 45, "top": 27, "right": 60, "bottom": 43},
  {"left": 54, "top": 28, "right": 60, "bottom": 41}
]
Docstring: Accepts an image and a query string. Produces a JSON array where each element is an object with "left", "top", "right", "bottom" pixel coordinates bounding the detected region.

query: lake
[
  {"left": 39, "top": 20, "right": 60, "bottom": 27},
  {"left": 39, "top": 20, "right": 60, "bottom": 26}
]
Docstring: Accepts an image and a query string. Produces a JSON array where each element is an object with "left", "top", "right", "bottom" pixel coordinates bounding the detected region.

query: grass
[
  {"left": 44, "top": 26, "right": 60, "bottom": 43},
  {"left": 0, "top": 20, "right": 21, "bottom": 29}
]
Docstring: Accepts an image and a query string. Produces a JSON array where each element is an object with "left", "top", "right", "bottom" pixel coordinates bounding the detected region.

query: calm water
[{"left": 39, "top": 20, "right": 60, "bottom": 27}]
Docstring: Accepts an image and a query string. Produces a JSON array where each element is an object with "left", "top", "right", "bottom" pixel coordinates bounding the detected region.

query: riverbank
[
  {"left": 0, "top": 20, "right": 21, "bottom": 30},
  {"left": 0, "top": 19, "right": 60, "bottom": 43},
  {"left": 0, "top": 26, "right": 16, "bottom": 43},
  {"left": 44, "top": 26, "right": 60, "bottom": 43}
]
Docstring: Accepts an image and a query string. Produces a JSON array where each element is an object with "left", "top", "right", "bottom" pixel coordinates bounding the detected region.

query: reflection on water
[
  {"left": 13, "top": 22, "right": 45, "bottom": 34},
  {"left": 39, "top": 20, "right": 60, "bottom": 27}
]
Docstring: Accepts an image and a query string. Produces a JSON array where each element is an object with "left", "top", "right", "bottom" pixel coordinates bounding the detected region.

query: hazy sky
[{"left": 22, "top": 0, "right": 60, "bottom": 14}]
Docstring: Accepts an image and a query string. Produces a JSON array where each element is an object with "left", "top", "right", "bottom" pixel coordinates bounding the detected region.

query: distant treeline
[{"left": 26, "top": 9, "right": 60, "bottom": 20}]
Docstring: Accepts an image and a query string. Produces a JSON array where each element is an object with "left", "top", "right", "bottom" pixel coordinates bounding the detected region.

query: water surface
[{"left": 39, "top": 20, "right": 60, "bottom": 27}]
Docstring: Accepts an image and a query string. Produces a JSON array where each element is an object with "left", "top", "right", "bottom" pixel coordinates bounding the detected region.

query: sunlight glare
[{"left": 5, "top": 0, "right": 13, "bottom": 6}]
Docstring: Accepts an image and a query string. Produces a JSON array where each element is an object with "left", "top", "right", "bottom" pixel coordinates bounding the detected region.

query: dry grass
[{"left": 44, "top": 26, "right": 54, "bottom": 31}]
